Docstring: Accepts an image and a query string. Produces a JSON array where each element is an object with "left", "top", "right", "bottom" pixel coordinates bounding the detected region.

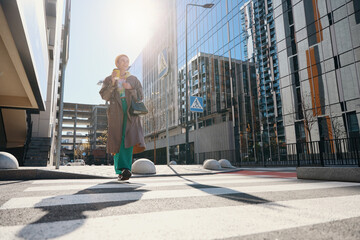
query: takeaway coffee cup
[{"left": 113, "top": 68, "right": 120, "bottom": 80}]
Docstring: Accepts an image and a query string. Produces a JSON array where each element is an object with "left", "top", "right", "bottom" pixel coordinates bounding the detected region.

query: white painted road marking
[
  {"left": 29, "top": 174, "right": 277, "bottom": 185},
  {"left": 1, "top": 181, "right": 359, "bottom": 209},
  {"left": 1, "top": 195, "right": 359, "bottom": 240},
  {"left": 24, "top": 177, "right": 297, "bottom": 192}
]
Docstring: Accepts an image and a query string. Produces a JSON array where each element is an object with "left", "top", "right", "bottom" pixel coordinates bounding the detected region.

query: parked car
[{"left": 67, "top": 159, "right": 85, "bottom": 166}]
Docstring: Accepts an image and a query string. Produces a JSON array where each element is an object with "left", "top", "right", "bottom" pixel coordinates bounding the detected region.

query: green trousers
[{"left": 114, "top": 98, "right": 133, "bottom": 174}]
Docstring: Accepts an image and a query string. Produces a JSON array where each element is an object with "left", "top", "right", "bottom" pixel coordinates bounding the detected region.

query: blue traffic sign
[
  {"left": 158, "top": 48, "right": 168, "bottom": 79},
  {"left": 190, "top": 96, "right": 203, "bottom": 112}
]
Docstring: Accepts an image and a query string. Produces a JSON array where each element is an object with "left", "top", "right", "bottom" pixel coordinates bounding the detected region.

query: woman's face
[{"left": 117, "top": 56, "right": 130, "bottom": 71}]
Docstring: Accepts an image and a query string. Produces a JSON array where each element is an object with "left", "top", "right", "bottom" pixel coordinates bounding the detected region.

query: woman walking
[{"left": 99, "top": 54, "right": 145, "bottom": 180}]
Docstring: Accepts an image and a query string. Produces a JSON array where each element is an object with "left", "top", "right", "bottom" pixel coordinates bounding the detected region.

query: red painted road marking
[{"left": 221, "top": 170, "right": 297, "bottom": 178}]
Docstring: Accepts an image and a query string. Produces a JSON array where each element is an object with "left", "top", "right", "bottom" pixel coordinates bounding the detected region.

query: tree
[
  {"left": 329, "top": 115, "right": 346, "bottom": 140},
  {"left": 97, "top": 128, "right": 108, "bottom": 146},
  {"left": 74, "top": 146, "right": 82, "bottom": 159},
  {"left": 74, "top": 142, "right": 91, "bottom": 160},
  {"left": 300, "top": 93, "right": 318, "bottom": 144},
  {"left": 82, "top": 142, "right": 91, "bottom": 156},
  {"left": 147, "top": 99, "right": 158, "bottom": 164}
]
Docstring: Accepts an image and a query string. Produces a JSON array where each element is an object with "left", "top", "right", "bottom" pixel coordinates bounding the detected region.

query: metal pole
[
  {"left": 185, "top": 4, "right": 189, "bottom": 165},
  {"left": 165, "top": 74, "right": 170, "bottom": 165},
  {"left": 73, "top": 104, "right": 77, "bottom": 160},
  {"left": 184, "top": 3, "right": 213, "bottom": 165},
  {"left": 195, "top": 113, "right": 199, "bottom": 164}
]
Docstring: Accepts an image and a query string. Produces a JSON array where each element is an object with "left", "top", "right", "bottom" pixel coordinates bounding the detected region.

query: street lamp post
[{"left": 185, "top": 3, "right": 214, "bottom": 164}]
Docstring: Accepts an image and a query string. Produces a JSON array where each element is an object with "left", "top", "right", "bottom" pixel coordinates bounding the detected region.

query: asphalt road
[{"left": 0, "top": 172, "right": 360, "bottom": 239}]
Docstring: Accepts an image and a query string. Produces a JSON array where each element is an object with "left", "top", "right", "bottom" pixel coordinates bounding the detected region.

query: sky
[{"left": 64, "top": 0, "right": 161, "bottom": 105}]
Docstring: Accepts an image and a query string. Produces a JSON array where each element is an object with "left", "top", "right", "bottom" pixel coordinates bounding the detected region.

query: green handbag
[{"left": 130, "top": 99, "right": 148, "bottom": 116}]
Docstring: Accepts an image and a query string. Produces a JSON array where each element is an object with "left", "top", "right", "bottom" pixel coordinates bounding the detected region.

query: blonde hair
[{"left": 115, "top": 54, "right": 129, "bottom": 68}]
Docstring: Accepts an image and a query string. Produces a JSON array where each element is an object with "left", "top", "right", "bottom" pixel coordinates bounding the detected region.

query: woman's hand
[
  {"left": 122, "top": 82, "right": 132, "bottom": 89},
  {"left": 111, "top": 70, "right": 118, "bottom": 86}
]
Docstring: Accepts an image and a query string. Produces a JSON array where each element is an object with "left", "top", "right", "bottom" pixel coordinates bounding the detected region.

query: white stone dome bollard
[
  {"left": 169, "top": 160, "right": 177, "bottom": 165},
  {"left": 218, "top": 159, "right": 235, "bottom": 168},
  {"left": 0, "top": 152, "right": 19, "bottom": 169},
  {"left": 132, "top": 158, "right": 156, "bottom": 174},
  {"left": 203, "top": 159, "right": 222, "bottom": 170}
]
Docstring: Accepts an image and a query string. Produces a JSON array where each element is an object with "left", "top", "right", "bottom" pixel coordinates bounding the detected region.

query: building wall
[
  {"left": 274, "top": 0, "right": 360, "bottom": 145},
  {"left": 0, "top": 0, "right": 68, "bottom": 165},
  {"left": 29, "top": 0, "right": 66, "bottom": 166},
  {"left": 146, "top": 121, "right": 234, "bottom": 152}
]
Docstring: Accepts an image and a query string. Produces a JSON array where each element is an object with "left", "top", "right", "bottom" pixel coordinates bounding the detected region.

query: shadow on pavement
[
  {"left": 16, "top": 180, "right": 147, "bottom": 239},
  {"left": 169, "top": 166, "right": 284, "bottom": 206},
  {"left": 0, "top": 180, "right": 28, "bottom": 186}
]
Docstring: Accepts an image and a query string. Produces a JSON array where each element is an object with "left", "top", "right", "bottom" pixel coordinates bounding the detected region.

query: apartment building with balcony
[
  {"left": 60, "top": 103, "right": 91, "bottom": 157},
  {"left": 58, "top": 102, "right": 108, "bottom": 161},
  {"left": 89, "top": 105, "right": 107, "bottom": 151}
]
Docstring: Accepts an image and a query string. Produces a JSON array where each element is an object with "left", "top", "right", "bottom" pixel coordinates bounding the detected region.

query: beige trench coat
[{"left": 99, "top": 75, "right": 146, "bottom": 154}]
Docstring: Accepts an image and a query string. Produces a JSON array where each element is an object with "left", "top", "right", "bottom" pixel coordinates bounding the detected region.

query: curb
[
  {"left": 297, "top": 167, "right": 360, "bottom": 182},
  {"left": 0, "top": 169, "right": 111, "bottom": 180},
  {"left": 0, "top": 167, "right": 299, "bottom": 181},
  {"left": 0, "top": 168, "right": 242, "bottom": 180}
]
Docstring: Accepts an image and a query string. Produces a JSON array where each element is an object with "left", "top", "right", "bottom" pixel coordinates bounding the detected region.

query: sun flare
[{"left": 110, "top": 0, "right": 160, "bottom": 53}]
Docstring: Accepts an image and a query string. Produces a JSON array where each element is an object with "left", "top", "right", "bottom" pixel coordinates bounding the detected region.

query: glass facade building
[
  {"left": 175, "top": 0, "right": 360, "bottom": 165},
  {"left": 131, "top": 0, "right": 179, "bottom": 140},
  {"left": 241, "top": 0, "right": 285, "bottom": 162},
  {"left": 132, "top": 0, "right": 360, "bottom": 165},
  {"left": 177, "top": 0, "right": 284, "bottom": 163}
]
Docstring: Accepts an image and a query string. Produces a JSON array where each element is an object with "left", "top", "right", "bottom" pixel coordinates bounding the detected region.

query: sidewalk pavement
[{"left": 0, "top": 165, "right": 297, "bottom": 180}]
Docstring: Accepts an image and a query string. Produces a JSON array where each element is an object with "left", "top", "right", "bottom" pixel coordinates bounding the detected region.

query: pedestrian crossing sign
[
  {"left": 158, "top": 48, "right": 168, "bottom": 79},
  {"left": 190, "top": 96, "right": 203, "bottom": 112}
]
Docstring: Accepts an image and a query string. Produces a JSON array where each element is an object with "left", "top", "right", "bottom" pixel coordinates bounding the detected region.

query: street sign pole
[
  {"left": 165, "top": 74, "right": 170, "bottom": 166},
  {"left": 190, "top": 96, "right": 203, "bottom": 164},
  {"left": 158, "top": 48, "right": 170, "bottom": 165},
  {"left": 195, "top": 112, "right": 199, "bottom": 164}
]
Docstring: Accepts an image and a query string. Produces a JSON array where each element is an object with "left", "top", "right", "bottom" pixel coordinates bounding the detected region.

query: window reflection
[{"left": 175, "top": 0, "right": 360, "bottom": 164}]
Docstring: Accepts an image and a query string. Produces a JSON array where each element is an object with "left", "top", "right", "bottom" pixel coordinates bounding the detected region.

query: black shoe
[
  {"left": 121, "top": 169, "right": 132, "bottom": 180},
  {"left": 117, "top": 174, "right": 122, "bottom": 181}
]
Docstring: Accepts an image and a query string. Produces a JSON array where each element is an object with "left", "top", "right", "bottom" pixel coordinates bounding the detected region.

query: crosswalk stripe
[
  {"left": 1, "top": 181, "right": 359, "bottom": 210},
  {"left": 29, "top": 174, "right": 268, "bottom": 185},
  {"left": 1, "top": 194, "right": 359, "bottom": 240},
  {"left": 24, "top": 177, "right": 297, "bottom": 192}
]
